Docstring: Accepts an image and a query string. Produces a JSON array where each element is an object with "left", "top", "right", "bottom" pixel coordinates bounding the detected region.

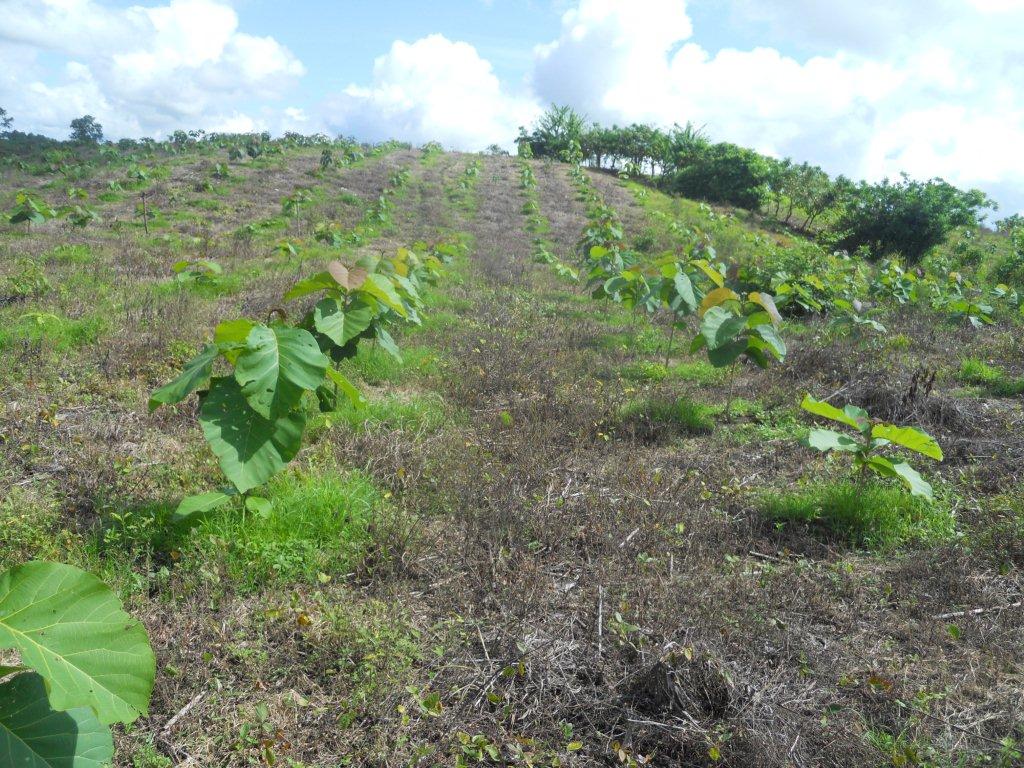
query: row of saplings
[
  {"left": 561, "top": 162, "right": 946, "bottom": 490},
  {"left": 0, "top": 235, "right": 462, "bottom": 763}
]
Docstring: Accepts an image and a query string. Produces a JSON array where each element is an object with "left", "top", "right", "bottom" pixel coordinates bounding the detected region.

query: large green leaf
[
  {"left": 148, "top": 344, "right": 218, "bottom": 412},
  {"left": 312, "top": 298, "right": 346, "bottom": 346},
  {"left": 871, "top": 424, "right": 943, "bottom": 461},
  {"left": 700, "top": 306, "right": 746, "bottom": 350},
  {"left": 0, "top": 672, "right": 113, "bottom": 768},
  {"left": 800, "top": 395, "right": 869, "bottom": 433},
  {"left": 173, "top": 489, "right": 236, "bottom": 525},
  {"left": 672, "top": 272, "right": 697, "bottom": 313},
  {"left": 325, "top": 367, "right": 367, "bottom": 409},
  {"left": 751, "top": 324, "right": 787, "bottom": 360},
  {"left": 359, "top": 274, "right": 407, "bottom": 316},
  {"left": 865, "top": 456, "right": 934, "bottom": 499},
  {"left": 802, "top": 428, "right": 863, "bottom": 453},
  {"left": 199, "top": 377, "right": 306, "bottom": 493},
  {"left": 234, "top": 325, "right": 328, "bottom": 419},
  {"left": 283, "top": 271, "right": 336, "bottom": 301},
  {"left": 313, "top": 300, "right": 375, "bottom": 349},
  {"left": 0, "top": 562, "right": 155, "bottom": 726}
]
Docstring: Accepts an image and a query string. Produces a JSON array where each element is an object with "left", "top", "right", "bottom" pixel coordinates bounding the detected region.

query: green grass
[
  {"left": 618, "top": 395, "right": 716, "bottom": 436},
  {"left": 44, "top": 243, "right": 95, "bottom": 264},
  {"left": 340, "top": 344, "right": 442, "bottom": 385},
  {"left": 956, "top": 358, "right": 1024, "bottom": 396},
  {"left": 195, "top": 469, "right": 381, "bottom": 591},
  {"left": 0, "top": 311, "right": 107, "bottom": 352},
  {"left": 760, "top": 480, "right": 955, "bottom": 549},
  {"left": 331, "top": 392, "right": 447, "bottom": 434}
]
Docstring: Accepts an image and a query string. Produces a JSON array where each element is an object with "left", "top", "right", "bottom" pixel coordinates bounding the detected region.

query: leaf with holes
[{"left": 0, "top": 562, "right": 155, "bottom": 726}]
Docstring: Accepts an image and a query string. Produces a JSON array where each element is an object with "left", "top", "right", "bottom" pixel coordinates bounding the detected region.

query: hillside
[{"left": 1, "top": 139, "right": 1022, "bottom": 767}]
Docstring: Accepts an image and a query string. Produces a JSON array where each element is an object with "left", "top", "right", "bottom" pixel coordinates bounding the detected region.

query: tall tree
[{"left": 70, "top": 114, "right": 104, "bottom": 144}]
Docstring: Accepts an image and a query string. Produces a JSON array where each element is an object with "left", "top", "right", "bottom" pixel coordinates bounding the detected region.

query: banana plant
[
  {"left": 0, "top": 561, "right": 155, "bottom": 766},
  {"left": 800, "top": 394, "right": 943, "bottom": 499}
]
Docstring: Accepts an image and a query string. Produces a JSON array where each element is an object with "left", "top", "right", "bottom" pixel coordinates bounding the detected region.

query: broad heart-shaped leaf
[
  {"left": 148, "top": 344, "right": 218, "bottom": 412},
  {"left": 312, "top": 298, "right": 346, "bottom": 346},
  {"left": 199, "top": 377, "right": 306, "bottom": 493},
  {"left": 0, "top": 672, "right": 113, "bottom": 768},
  {"left": 234, "top": 325, "right": 328, "bottom": 419},
  {"left": 0, "top": 562, "right": 155, "bottom": 726},
  {"left": 800, "top": 395, "right": 870, "bottom": 433},
  {"left": 865, "top": 456, "right": 934, "bottom": 499},
  {"left": 802, "top": 428, "right": 863, "bottom": 453},
  {"left": 313, "top": 299, "right": 376, "bottom": 349},
  {"left": 871, "top": 424, "right": 943, "bottom": 461},
  {"left": 750, "top": 324, "right": 787, "bottom": 360},
  {"left": 700, "top": 306, "right": 747, "bottom": 350},
  {"left": 707, "top": 337, "right": 747, "bottom": 367}
]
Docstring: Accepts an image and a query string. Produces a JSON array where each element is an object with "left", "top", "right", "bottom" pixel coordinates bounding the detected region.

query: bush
[
  {"left": 989, "top": 229, "right": 1024, "bottom": 289},
  {"left": 830, "top": 175, "right": 991, "bottom": 264},
  {"left": 760, "top": 481, "right": 954, "bottom": 548},
  {"left": 666, "top": 142, "right": 772, "bottom": 210}
]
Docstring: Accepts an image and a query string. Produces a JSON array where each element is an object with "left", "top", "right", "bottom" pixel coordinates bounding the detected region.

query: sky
[{"left": 1, "top": 0, "right": 1022, "bottom": 214}]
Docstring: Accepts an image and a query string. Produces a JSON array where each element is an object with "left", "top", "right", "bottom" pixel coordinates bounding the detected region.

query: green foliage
[
  {"left": 668, "top": 142, "right": 773, "bottom": 209},
  {"left": 760, "top": 481, "right": 954, "bottom": 548},
  {"left": 0, "top": 561, "right": 155, "bottom": 764},
  {"left": 799, "top": 395, "right": 943, "bottom": 499},
  {"left": 831, "top": 175, "right": 992, "bottom": 263},
  {"left": 151, "top": 240, "right": 454, "bottom": 511},
  {"left": 171, "top": 258, "right": 223, "bottom": 286},
  {"left": 3, "top": 256, "right": 52, "bottom": 299},
  {"left": 195, "top": 470, "right": 380, "bottom": 589},
  {"left": 69, "top": 114, "right": 103, "bottom": 144},
  {"left": 8, "top": 190, "right": 58, "bottom": 226},
  {"left": 956, "top": 358, "right": 1024, "bottom": 396},
  {"left": 691, "top": 290, "right": 786, "bottom": 370}
]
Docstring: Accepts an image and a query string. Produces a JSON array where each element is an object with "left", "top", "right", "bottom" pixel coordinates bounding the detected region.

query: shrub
[
  {"left": 829, "top": 175, "right": 991, "bottom": 264},
  {"left": 666, "top": 142, "right": 773, "bottom": 210}
]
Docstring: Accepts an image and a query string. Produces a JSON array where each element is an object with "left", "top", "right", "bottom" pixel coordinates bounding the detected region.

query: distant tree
[
  {"left": 0, "top": 107, "right": 12, "bottom": 136},
  {"left": 70, "top": 114, "right": 103, "bottom": 143},
  {"left": 995, "top": 213, "right": 1023, "bottom": 234},
  {"left": 523, "top": 104, "right": 586, "bottom": 160},
  {"left": 485, "top": 143, "right": 509, "bottom": 156},
  {"left": 831, "top": 175, "right": 993, "bottom": 263}
]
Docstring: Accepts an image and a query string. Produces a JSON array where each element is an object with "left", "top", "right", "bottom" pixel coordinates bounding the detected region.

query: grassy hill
[{"left": 1, "top": 139, "right": 1022, "bottom": 767}]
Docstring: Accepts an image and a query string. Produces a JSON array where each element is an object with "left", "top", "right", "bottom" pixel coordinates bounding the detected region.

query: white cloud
[
  {"left": 323, "top": 34, "right": 539, "bottom": 150},
  {"left": 0, "top": 0, "right": 304, "bottom": 138},
  {"left": 530, "top": 0, "right": 1024, "bottom": 213}
]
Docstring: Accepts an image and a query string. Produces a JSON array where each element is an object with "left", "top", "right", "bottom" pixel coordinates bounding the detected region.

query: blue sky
[{"left": 1, "top": 0, "right": 1022, "bottom": 213}]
